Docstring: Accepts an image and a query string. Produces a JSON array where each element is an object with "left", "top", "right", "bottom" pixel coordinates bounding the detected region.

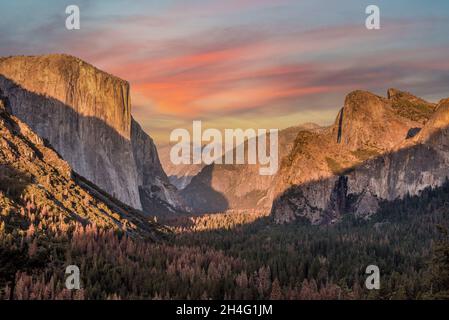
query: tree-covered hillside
[{"left": 1, "top": 180, "right": 448, "bottom": 299}]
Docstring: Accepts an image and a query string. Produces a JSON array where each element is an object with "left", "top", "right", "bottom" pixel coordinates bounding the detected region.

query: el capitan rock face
[
  {"left": 0, "top": 94, "right": 164, "bottom": 239},
  {"left": 0, "top": 54, "right": 182, "bottom": 215}
]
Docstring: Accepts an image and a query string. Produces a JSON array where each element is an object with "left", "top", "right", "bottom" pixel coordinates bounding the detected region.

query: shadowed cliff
[{"left": 0, "top": 94, "right": 166, "bottom": 239}]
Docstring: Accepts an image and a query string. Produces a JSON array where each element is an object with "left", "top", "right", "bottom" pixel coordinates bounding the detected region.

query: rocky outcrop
[
  {"left": 387, "top": 88, "right": 436, "bottom": 124},
  {"left": 0, "top": 94, "right": 165, "bottom": 239},
  {"left": 0, "top": 54, "right": 182, "bottom": 215},
  {"left": 271, "top": 89, "right": 447, "bottom": 224},
  {"left": 333, "top": 90, "right": 424, "bottom": 151}
]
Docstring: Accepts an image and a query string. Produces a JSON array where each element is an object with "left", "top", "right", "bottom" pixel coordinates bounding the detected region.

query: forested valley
[{"left": 1, "top": 181, "right": 449, "bottom": 300}]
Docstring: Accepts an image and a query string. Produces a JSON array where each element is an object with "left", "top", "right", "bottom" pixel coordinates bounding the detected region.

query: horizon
[{"left": 1, "top": 0, "right": 449, "bottom": 144}]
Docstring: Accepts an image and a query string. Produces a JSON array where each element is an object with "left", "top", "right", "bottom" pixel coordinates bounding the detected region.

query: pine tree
[
  {"left": 269, "top": 279, "right": 282, "bottom": 300},
  {"left": 428, "top": 225, "right": 449, "bottom": 299}
]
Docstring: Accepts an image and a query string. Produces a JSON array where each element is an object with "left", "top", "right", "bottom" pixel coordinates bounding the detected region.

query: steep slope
[
  {"left": 0, "top": 95, "right": 165, "bottom": 239},
  {"left": 180, "top": 124, "right": 320, "bottom": 213},
  {"left": 131, "top": 119, "right": 186, "bottom": 213},
  {"left": 0, "top": 54, "right": 182, "bottom": 215},
  {"left": 271, "top": 89, "right": 445, "bottom": 224}
]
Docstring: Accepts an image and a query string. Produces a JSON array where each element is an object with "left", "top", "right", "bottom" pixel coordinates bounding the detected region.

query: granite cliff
[
  {"left": 270, "top": 89, "right": 447, "bottom": 224},
  {"left": 0, "top": 94, "right": 164, "bottom": 239},
  {"left": 0, "top": 54, "right": 182, "bottom": 215}
]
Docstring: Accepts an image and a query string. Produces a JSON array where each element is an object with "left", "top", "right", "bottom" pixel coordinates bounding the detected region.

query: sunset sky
[{"left": 1, "top": 0, "right": 449, "bottom": 144}]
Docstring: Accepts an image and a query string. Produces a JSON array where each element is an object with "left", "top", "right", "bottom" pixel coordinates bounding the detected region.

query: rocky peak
[
  {"left": 333, "top": 90, "right": 418, "bottom": 151},
  {"left": 387, "top": 88, "right": 426, "bottom": 104},
  {"left": 270, "top": 89, "right": 447, "bottom": 224},
  {"left": 0, "top": 54, "right": 132, "bottom": 138},
  {"left": 387, "top": 88, "right": 436, "bottom": 124}
]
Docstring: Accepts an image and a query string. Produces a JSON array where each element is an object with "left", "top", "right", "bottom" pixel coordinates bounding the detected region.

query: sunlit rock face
[
  {"left": 180, "top": 87, "right": 445, "bottom": 222},
  {"left": 0, "top": 54, "right": 182, "bottom": 214},
  {"left": 271, "top": 89, "right": 449, "bottom": 224}
]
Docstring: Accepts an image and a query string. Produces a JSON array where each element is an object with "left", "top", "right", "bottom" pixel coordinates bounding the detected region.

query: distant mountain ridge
[
  {"left": 0, "top": 54, "right": 184, "bottom": 215},
  {"left": 158, "top": 143, "right": 207, "bottom": 190},
  {"left": 179, "top": 123, "right": 321, "bottom": 213}
]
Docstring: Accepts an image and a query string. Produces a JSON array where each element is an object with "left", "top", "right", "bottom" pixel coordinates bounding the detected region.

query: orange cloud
[{"left": 78, "top": 20, "right": 431, "bottom": 122}]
